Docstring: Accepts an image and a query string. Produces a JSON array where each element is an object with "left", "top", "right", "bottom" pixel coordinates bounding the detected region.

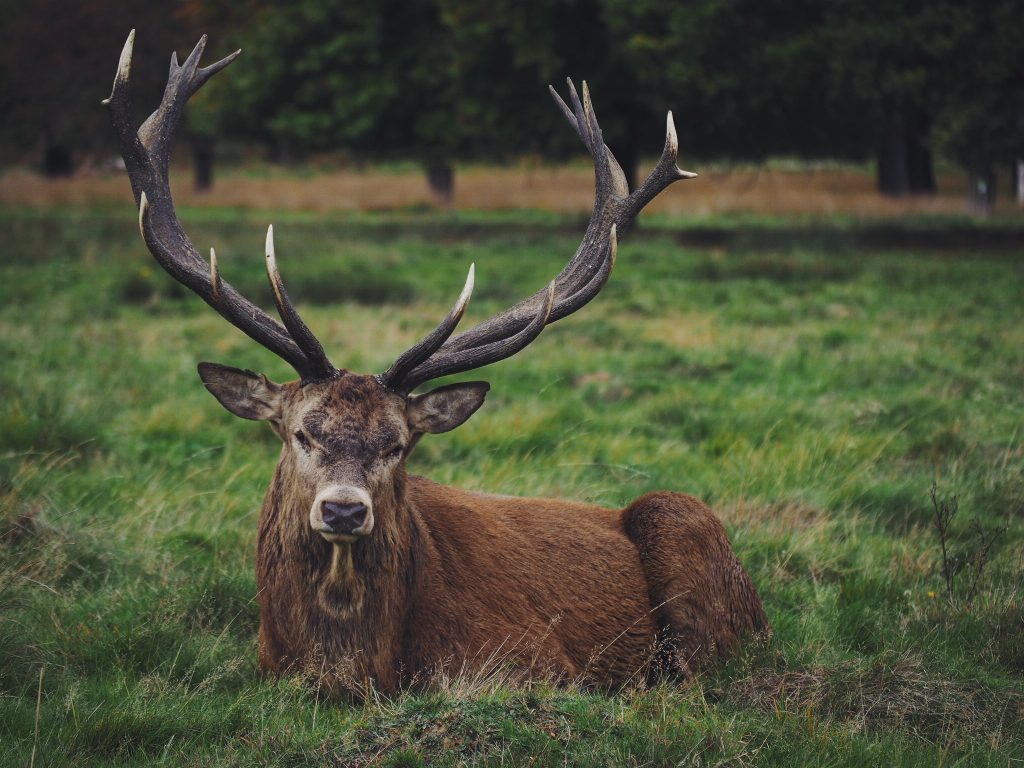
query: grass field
[{"left": 1, "top": 203, "right": 1022, "bottom": 766}]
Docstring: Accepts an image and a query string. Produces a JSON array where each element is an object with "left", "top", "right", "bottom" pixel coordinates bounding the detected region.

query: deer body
[
  {"left": 105, "top": 32, "right": 768, "bottom": 696},
  {"left": 257, "top": 474, "right": 662, "bottom": 689},
  {"left": 241, "top": 372, "right": 765, "bottom": 692}
]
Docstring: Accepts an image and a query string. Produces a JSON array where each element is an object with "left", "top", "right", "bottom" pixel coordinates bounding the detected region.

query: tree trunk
[
  {"left": 876, "top": 99, "right": 935, "bottom": 196},
  {"left": 42, "top": 142, "right": 73, "bottom": 178},
  {"left": 967, "top": 167, "right": 997, "bottom": 216},
  {"left": 876, "top": 104, "right": 908, "bottom": 196},
  {"left": 426, "top": 158, "right": 454, "bottom": 207},
  {"left": 1015, "top": 160, "right": 1024, "bottom": 205},
  {"left": 905, "top": 127, "right": 935, "bottom": 194},
  {"left": 192, "top": 135, "right": 215, "bottom": 192}
]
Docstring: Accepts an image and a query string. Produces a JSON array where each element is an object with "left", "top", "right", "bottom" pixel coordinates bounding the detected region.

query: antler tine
[
  {"left": 399, "top": 281, "right": 556, "bottom": 393},
  {"left": 138, "top": 35, "right": 241, "bottom": 164},
  {"left": 106, "top": 31, "right": 331, "bottom": 381},
  {"left": 104, "top": 31, "right": 142, "bottom": 166},
  {"left": 265, "top": 226, "right": 336, "bottom": 380},
  {"left": 135, "top": 191, "right": 311, "bottom": 373},
  {"left": 624, "top": 111, "right": 698, "bottom": 220},
  {"left": 209, "top": 247, "right": 221, "bottom": 302},
  {"left": 549, "top": 79, "right": 629, "bottom": 201},
  {"left": 548, "top": 85, "right": 577, "bottom": 137},
  {"left": 388, "top": 226, "right": 614, "bottom": 393},
  {"left": 380, "top": 264, "right": 475, "bottom": 390}
]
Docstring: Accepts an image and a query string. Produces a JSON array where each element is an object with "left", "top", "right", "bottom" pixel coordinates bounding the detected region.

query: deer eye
[
  {"left": 294, "top": 431, "right": 312, "bottom": 451},
  {"left": 383, "top": 444, "right": 405, "bottom": 463}
]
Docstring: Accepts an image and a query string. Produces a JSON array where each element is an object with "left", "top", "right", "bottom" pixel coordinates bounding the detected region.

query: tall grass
[{"left": 0, "top": 208, "right": 1021, "bottom": 765}]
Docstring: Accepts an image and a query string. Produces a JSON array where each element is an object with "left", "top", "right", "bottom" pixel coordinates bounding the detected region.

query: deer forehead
[{"left": 290, "top": 374, "right": 408, "bottom": 449}]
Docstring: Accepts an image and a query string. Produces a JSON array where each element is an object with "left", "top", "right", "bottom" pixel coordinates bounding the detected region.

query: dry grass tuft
[
  {"left": 720, "top": 498, "right": 832, "bottom": 536},
  {"left": 732, "top": 652, "right": 1021, "bottom": 745}
]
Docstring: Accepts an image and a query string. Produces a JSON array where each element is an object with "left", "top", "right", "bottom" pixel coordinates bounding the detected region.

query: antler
[
  {"left": 106, "top": 33, "right": 692, "bottom": 391},
  {"left": 104, "top": 31, "right": 336, "bottom": 381},
  {"left": 380, "top": 79, "right": 696, "bottom": 393}
]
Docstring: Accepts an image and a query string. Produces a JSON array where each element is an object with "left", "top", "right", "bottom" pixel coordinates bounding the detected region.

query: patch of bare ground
[{"left": 0, "top": 163, "right": 1009, "bottom": 216}]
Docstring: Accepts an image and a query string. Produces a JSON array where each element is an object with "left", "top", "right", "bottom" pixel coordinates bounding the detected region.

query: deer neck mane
[
  {"left": 324, "top": 470, "right": 419, "bottom": 616},
  {"left": 258, "top": 460, "right": 422, "bottom": 656}
]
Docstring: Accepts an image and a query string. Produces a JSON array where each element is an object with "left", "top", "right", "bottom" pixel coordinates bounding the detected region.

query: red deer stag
[{"left": 105, "top": 32, "right": 767, "bottom": 693}]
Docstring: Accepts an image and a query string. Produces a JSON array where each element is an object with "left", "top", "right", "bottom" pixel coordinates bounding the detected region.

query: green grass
[{"left": 1, "top": 207, "right": 1022, "bottom": 766}]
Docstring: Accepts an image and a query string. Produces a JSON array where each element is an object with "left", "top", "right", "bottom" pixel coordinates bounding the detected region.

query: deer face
[{"left": 197, "top": 363, "right": 488, "bottom": 542}]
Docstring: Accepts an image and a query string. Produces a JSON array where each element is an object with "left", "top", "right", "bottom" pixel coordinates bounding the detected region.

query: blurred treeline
[{"left": 1, "top": 0, "right": 1021, "bottom": 203}]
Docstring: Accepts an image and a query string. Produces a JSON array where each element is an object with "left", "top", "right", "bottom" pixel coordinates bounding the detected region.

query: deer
[{"left": 104, "top": 32, "right": 768, "bottom": 695}]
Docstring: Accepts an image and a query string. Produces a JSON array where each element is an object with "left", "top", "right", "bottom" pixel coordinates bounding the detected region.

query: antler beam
[
  {"left": 381, "top": 79, "right": 695, "bottom": 393},
  {"left": 107, "top": 33, "right": 694, "bottom": 392},
  {"left": 105, "top": 31, "right": 336, "bottom": 381}
]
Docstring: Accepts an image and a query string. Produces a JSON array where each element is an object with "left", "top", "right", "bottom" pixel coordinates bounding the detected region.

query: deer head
[
  {"left": 198, "top": 365, "right": 489, "bottom": 542},
  {"left": 104, "top": 31, "right": 696, "bottom": 545}
]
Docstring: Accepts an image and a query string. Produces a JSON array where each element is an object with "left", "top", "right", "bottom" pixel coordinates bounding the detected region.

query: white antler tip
[
  {"left": 118, "top": 29, "right": 135, "bottom": 77},
  {"left": 457, "top": 263, "right": 475, "bottom": 308},
  {"left": 209, "top": 247, "right": 220, "bottom": 300},
  {"left": 137, "top": 191, "right": 148, "bottom": 238},
  {"left": 264, "top": 225, "right": 286, "bottom": 304},
  {"left": 107, "top": 29, "right": 135, "bottom": 102},
  {"left": 666, "top": 111, "right": 678, "bottom": 154},
  {"left": 265, "top": 224, "right": 275, "bottom": 258}
]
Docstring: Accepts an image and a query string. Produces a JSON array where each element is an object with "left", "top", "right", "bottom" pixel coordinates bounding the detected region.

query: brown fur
[{"left": 224, "top": 372, "right": 769, "bottom": 695}]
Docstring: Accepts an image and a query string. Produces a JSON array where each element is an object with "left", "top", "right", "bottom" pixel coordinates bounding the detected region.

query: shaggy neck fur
[{"left": 256, "top": 456, "right": 422, "bottom": 691}]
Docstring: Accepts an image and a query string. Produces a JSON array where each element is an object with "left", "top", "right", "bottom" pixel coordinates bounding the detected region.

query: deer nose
[{"left": 320, "top": 500, "right": 368, "bottom": 534}]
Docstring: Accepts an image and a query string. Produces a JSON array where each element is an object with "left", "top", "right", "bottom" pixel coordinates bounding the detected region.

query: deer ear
[
  {"left": 407, "top": 381, "right": 490, "bottom": 435},
  {"left": 197, "top": 362, "right": 283, "bottom": 422}
]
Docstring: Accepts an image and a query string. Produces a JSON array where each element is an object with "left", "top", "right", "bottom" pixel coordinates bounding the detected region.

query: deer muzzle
[{"left": 310, "top": 487, "right": 374, "bottom": 541}]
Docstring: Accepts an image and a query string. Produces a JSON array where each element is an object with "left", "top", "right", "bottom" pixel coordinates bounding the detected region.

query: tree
[
  {"left": 811, "top": 0, "right": 968, "bottom": 196},
  {"left": 609, "top": 0, "right": 870, "bottom": 167},
  {"left": 174, "top": 1, "right": 267, "bottom": 191},
  {"left": 216, "top": 0, "right": 467, "bottom": 201},
  {"left": 610, "top": 0, "right": 1007, "bottom": 198},
  {"left": 931, "top": 0, "right": 1024, "bottom": 212},
  {"left": 216, "top": 0, "right": 667, "bottom": 200},
  {"left": 0, "top": 0, "right": 246, "bottom": 180}
]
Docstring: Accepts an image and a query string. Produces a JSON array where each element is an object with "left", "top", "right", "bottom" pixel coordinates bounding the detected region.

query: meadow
[{"left": 0, "top": 198, "right": 1022, "bottom": 765}]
